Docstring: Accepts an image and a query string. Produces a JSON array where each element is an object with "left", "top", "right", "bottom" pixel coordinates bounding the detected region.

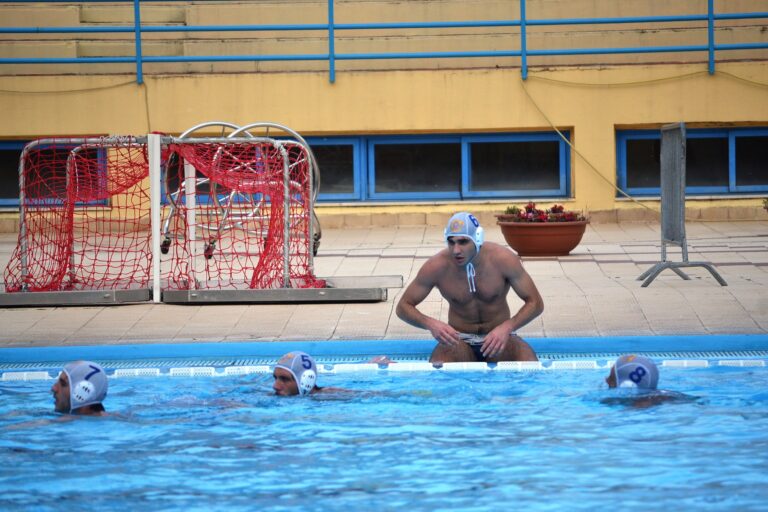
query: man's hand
[
  {"left": 428, "top": 319, "right": 461, "bottom": 347},
  {"left": 481, "top": 324, "right": 514, "bottom": 359}
]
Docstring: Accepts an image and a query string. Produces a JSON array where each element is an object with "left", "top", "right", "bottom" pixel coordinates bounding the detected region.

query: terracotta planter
[{"left": 496, "top": 217, "right": 588, "bottom": 256}]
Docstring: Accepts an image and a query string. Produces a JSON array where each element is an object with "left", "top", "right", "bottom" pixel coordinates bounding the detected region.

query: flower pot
[{"left": 496, "top": 219, "right": 588, "bottom": 256}]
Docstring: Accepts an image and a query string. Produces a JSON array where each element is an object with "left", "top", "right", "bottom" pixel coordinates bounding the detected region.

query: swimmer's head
[
  {"left": 273, "top": 351, "right": 317, "bottom": 396},
  {"left": 444, "top": 212, "right": 484, "bottom": 251},
  {"left": 607, "top": 354, "right": 659, "bottom": 390},
  {"left": 56, "top": 361, "right": 108, "bottom": 413}
]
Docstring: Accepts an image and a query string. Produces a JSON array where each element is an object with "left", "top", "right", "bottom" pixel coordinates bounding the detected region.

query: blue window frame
[
  {"left": 309, "top": 132, "right": 570, "bottom": 202},
  {"left": 617, "top": 127, "right": 768, "bottom": 196}
]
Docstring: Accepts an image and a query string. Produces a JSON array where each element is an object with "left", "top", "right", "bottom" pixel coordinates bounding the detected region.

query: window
[
  {"left": 735, "top": 134, "right": 768, "bottom": 190},
  {"left": 464, "top": 134, "right": 567, "bottom": 198},
  {"left": 617, "top": 128, "right": 768, "bottom": 195},
  {"left": 0, "top": 141, "right": 24, "bottom": 206},
  {"left": 308, "top": 138, "right": 363, "bottom": 201},
  {"left": 0, "top": 140, "right": 108, "bottom": 207},
  {"left": 3, "top": 133, "right": 573, "bottom": 206},
  {"left": 309, "top": 131, "right": 570, "bottom": 202},
  {"left": 368, "top": 138, "right": 462, "bottom": 199}
]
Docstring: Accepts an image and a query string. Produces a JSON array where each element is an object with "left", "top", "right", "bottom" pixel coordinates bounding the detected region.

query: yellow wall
[{"left": 1, "top": 61, "right": 766, "bottom": 225}]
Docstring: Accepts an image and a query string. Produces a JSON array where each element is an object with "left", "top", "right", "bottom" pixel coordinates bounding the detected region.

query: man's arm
[
  {"left": 481, "top": 249, "right": 544, "bottom": 358},
  {"left": 396, "top": 259, "right": 461, "bottom": 347}
]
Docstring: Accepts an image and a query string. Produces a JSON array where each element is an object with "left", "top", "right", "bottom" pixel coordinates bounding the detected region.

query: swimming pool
[{"left": 1, "top": 336, "right": 768, "bottom": 511}]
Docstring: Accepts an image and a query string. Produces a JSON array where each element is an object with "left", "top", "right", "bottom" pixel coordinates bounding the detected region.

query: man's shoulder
[
  {"left": 416, "top": 250, "right": 453, "bottom": 280},
  {"left": 423, "top": 249, "right": 452, "bottom": 268},
  {"left": 483, "top": 242, "right": 520, "bottom": 261}
]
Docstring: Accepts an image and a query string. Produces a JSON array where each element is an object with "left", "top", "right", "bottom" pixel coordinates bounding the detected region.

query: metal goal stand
[
  {"left": 637, "top": 122, "right": 727, "bottom": 288},
  {"left": 0, "top": 124, "right": 400, "bottom": 306}
]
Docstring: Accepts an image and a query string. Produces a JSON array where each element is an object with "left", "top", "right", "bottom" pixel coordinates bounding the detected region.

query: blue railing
[{"left": 1, "top": 0, "right": 766, "bottom": 84}]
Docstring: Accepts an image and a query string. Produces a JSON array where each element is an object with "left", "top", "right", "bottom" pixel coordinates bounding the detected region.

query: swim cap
[
  {"left": 444, "top": 212, "right": 484, "bottom": 249},
  {"left": 275, "top": 351, "right": 317, "bottom": 396},
  {"left": 614, "top": 355, "right": 659, "bottom": 389},
  {"left": 63, "top": 361, "right": 108, "bottom": 412}
]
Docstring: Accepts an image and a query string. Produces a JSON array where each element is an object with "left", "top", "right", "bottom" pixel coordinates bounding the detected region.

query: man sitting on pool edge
[
  {"left": 51, "top": 360, "right": 108, "bottom": 416},
  {"left": 396, "top": 212, "right": 543, "bottom": 363}
]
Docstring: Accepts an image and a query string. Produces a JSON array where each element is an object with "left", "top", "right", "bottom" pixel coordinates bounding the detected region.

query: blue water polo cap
[
  {"left": 614, "top": 355, "right": 659, "bottom": 389},
  {"left": 63, "top": 361, "right": 108, "bottom": 412},
  {"left": 444, "top": 212, "right": 484, "bottom": 249},
  {"left": 275, "top": 351, "right": 317, "bottom": 396}
]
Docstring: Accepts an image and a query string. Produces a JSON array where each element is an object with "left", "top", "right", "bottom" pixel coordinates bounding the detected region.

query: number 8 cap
[
  {"left": 275, "top": 351, "right": 318, "bottom": 396},
  {"left": 63, "top": 361, "right": 108, "bottom": 412},
  {"left": 614, "top": 354, "right": 659, "bottom": 389}
]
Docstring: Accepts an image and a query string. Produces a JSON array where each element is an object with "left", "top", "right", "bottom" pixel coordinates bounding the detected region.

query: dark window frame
[{"left": 616, "top": 127, "right": 768, "bottom": 196}]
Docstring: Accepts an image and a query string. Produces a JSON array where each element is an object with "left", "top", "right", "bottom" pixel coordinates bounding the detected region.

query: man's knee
[{"left": 491, "top": 336, "right": 538, "bottom": 362}]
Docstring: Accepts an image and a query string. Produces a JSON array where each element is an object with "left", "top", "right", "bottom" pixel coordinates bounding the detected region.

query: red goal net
[
  {"left": 3, "top": 134, "right": 324, "bottom": 297},
  {"left": 3, "top": 137, "right": 152, "bottom": 292},
  {"left": 161, "top": 138, "right": 324, "bottom": 290}
]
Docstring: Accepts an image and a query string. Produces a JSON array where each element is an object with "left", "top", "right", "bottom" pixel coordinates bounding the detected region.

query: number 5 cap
[{"left": 275, "top": 351, "right": 318, "bottom": 396}]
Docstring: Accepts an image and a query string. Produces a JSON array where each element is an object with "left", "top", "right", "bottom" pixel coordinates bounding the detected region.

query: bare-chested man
[{"left": 396, "top": 212, "right": 544, "bottom": 363}]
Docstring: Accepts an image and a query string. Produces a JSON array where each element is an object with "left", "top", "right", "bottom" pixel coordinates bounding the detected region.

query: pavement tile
[{"left": 0, "top": 221, "right": 765, "bottom": 349}]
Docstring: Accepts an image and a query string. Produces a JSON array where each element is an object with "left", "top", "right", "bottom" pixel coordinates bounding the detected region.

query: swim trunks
[
  {"left": 458, "top": 332, "right": 520, "bottom": 361},
  {"left": 458, "top": 332, "right": 487, "bottom": 361}
]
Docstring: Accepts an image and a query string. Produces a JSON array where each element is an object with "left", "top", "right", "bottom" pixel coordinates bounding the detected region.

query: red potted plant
[{"left": 496, "top": 202, "right": 588, "bottom": 256}]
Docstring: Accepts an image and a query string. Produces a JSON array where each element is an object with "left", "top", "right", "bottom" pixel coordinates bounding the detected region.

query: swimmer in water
[
  {"left": 605, "top": 354, "right": 659, "bottom": 390},
  {"left": 396, "top": 211, "right": 543, "bottom": 363},
  {"left": 603, "top": 354, "right": 695, "bottom": 408},
  {"left": 272, "top": 352, "right": 349, "bottom": 397},
  {"left": 51, "top": 361, "right": 108, "bottom": 416}
]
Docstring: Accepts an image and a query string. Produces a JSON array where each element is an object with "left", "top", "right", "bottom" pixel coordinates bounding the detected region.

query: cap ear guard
[
  {"left": 72, "top": 381, "right": 96, "bottom": 405},
  {"left": 298, "top": 369, "right": 317, "bottom": 396},
  {"left": 474, "top": 226, "right": 484, "bottom": 247}
]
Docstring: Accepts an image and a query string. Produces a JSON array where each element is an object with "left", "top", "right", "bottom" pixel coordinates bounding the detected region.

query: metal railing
[{"left": 1, "top": 0, "right": 766, "bottom": 83}]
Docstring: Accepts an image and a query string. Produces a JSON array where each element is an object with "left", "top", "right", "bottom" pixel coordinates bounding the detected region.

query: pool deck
[{"left": 0, "top": 220, "right": 766, "bottom": 350}]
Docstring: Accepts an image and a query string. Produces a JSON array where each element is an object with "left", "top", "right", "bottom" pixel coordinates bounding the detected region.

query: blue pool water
[{"left": 1, "top": 345, "right": 768, "bottom": 511}]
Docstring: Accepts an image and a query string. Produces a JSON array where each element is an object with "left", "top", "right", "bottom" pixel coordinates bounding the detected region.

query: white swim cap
[
  {"left": 63, "top": 361, "right": 108, "bottom": 412},
  {"left": 275, "top": 351, "right": 317, "bottom": 396},
  {"left": 614, "top": 355, "right": 659, "bottom": 390},
  {"left": 444, "top": 212, "right": 484, "bottom": 249}
]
